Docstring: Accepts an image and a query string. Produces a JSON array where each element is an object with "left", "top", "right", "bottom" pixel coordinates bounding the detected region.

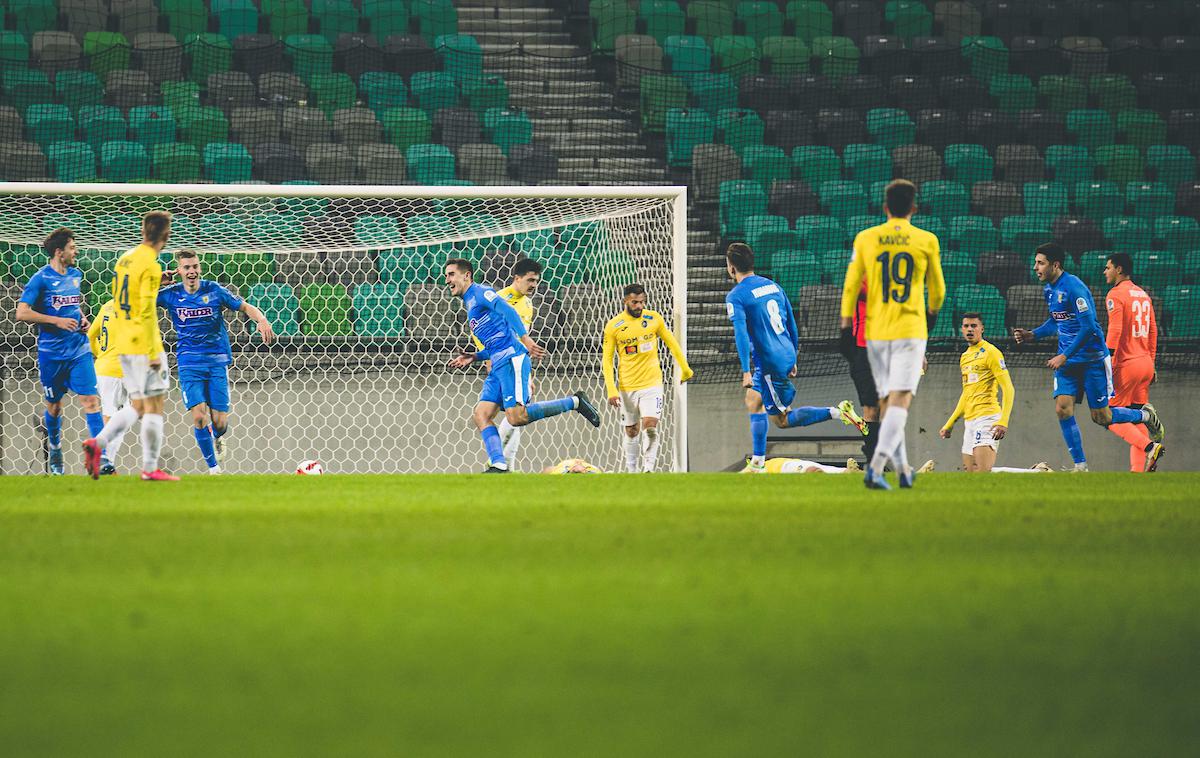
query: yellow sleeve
[
  {"left": 925, "top": 236, "right": 946, "bottom": 314},
  {"left": 141, "top": 260, "right": 163, "bottom": 356},
  {"left": 942, "top": 390, "right": 967, "bottom": 432},
  {"left": 840, "top": 242, "right": 865, "bottom": 318},
  {"left": 601, "top": 320, "right": 618, "bottom": 398},
  {"left": 993, "top": 351, "right": 1015, "bottom": 427},
  {"left": 87, "top": 305, "right": 103, "bottom": 358},
  {"left": 656, "top": 318, "right": 691, "bottom": 381}
]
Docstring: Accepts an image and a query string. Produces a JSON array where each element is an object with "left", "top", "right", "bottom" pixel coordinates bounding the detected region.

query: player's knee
[
  {"left": 44, "top": 400, "right": 62, "bottom": 415},
  {"left": 79, "top": 395, "right": 100, "bottom": 413},
  {"left": 624, "top": 425, "right": 640, "bottom": 438},
  {"left": 505, "top": 407, "right": 529, "bottom": 427},
  {"left": 1054, "top": 404, "right": 1073, "bottom": 420},
  {"left": 642, "top": 417, "right": 658, "bottom": 430},
  {"left": 1091, "top": 409, "right": 1111, "bottom": 426},
  {"left": 770, "top": 414, "right": 789, "bottom": 429}
]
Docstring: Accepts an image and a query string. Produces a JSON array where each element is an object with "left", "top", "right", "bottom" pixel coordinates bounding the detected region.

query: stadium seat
[
  {"left": 1095, "top": 145, "right": 1144, "bottom": 186},
  {"left": 773, "top": 251, "right": 822, "bottom": 299},
  {"left": 990, "top": 74, "right": 1035, "bottom": 113},
  {"left": 1078, "top": 182, "right": 1126, "bottom": 223},
  {"left": 787, "top": 1, "right": 833, "bottom": 43},
  {"left": 283, "top": 107, "right": 333, "bottom": 150},
  {"left": 162, "top": 0, "right": 208, "bottom": 42},
  {"left": 640, "top": 74, "right": 687, "bottom": 133},
  {"left": 32, "top": 31, "right": 82, "bottom": 79},
  {"left": 356, "top": 142, "right": 407, "bottom": 183},
  {"left": 1067, "top": 110, "right": 1116, "bottom": 151},
  {"left": 100, "top": 141, "right": 150, "bottom": 181},
  {"left": 737, "top": 1, "right": 783, "bottom": 44},
  {"left": 866, "top": 108, "right": 915, "bottom": 150},
  {"left": 309, "top": 73, "right": 357, "bottom": 115},
  {"left": 48, "top": 142, "right": 97, "bottom": 181},
  {"left": 187, "top": 34, "right": 234, "bottom": 85},
  {"left": 811, "top": 36, "right": 859, "bottom": 78},
  {"left": 818, "top": 180, "right": 867, "bottom": 219},
  {"left": 639, "top": 0, "right": 686, "bottom": 46},
  {"left": 1126, "top": 182, "right": 1174, "bottom": 219},
  {"left": 952, "top": 283, "right": 1006, "bottom": 328},
  {"left": 287, "top": 35, "right": 335, "bottom": 83},
  {"left": 430, "top": 107, "right": 480, "bottom": 151},
  {"left": 133, "top": 33, "right": 184, "bottom": 85},
  {"left": 10, "top": 0, "right": 59, "bottom": 42},
  {"left": 1038, "top": 75, "right": 1087, "bottom": 114},
  {"left": 719, "top": 179, "right": 767, "bottom": 238},
  {"left": 692, "top": 143, "right": 740, "bottom": 200},
  {"left": 247, "top": 283, "right": 300, "bottom": 336},
  {"left": 944, "top": 143, "right": 993, "bottom": 186},
  {"left": 795, "top": 215, "right": 847, "bottom": 253},
  {"left": 961, "top": 36, "right": 1008, "bottom": 82},
  {"left": 717, "top": 108, "right": 764, "bottom": 156},
  {"left": 129, "top": 106, "right": 177, "bottom": 148},
  {"left": 3, "top": 69, "right": 52, "bottom": 117},
  {"left": 412, "top": 0, "right": 458, "bottom": 41},
  {"left": 742, "top": 144, "right": 789, "bottom": 189},
  {"left": 80, "top": 105, "right": 127, "bottom": 149},
  {"left": 380, "top": 107, "right": 431, "bottom": 151},
  {"left": 1023, "top": 181, "right": 1068, "bottom": 217},
  {"left": 152, "top": 143, "right": 201, "bottom": 182},
  {"left": 688, "top": 73, "right": 738, "bottom": 117},
  {"left": 106, "top": 69, "right": 154, "bottom": 113},
  {"left": 1090, "top": 74, "right": 1138, "bottom": 115},
  {"left": 791, "top": 145, "right": 839, "bottom": 187},
  {"left": 178, "top": 106, "right": 229, "bottom": 148},
  {"left": 0, "top": 141, "right": 46, "bottom": 180},
  {"left": 1154, "top": 216, "right": 1200, "bottom": 254},
  {"left": 666, "top": 108, "right": 714, "bottom": 168},
  {"left": 252, "top": 142, "right": 305, "bottom": 182},
  {"left": 1102, "top": 216, "right": 1151, "bottom": 252},
  {"left": 213, "top": 0, "right": 259, "bottom": 42},
  {"left": 298, "top": 283, "right": 354, "bottom": 336},
  {"left": 1163, "top": 285, "right": 1200, "bottom": 336},
  {"left": 948, "top": 215, "right": 1000, "bottom": 257},
  {"left": 891, "top": 144, "right": 940, "bottom": 187},
  {"left": 1046, "top": 145, "right": 1095, "bottom": 185},
  {"left": 1146, "top": 145, "right": 1196, "bottom": 187},
  {"left": 334, "top": 33, "right": 386, "bottom": 81},
  {"left": 763, "top": 111, "right": 813, "bottom": 153},
  {"left": 406, "top": 143, "right": 455, "bottom": 184},
  {"left": 843, "top": 143, "right": 891, "bottom": 185},
  {"left": 24, "top": 104, "right": 73, "bottom": 149},
  {"left": 1001, "top": 215, "right": 1053, "bottom": 252},
  {"left": 940, "top": 256, "right": 976, "bottom": 293},
  {"left": 920, "top": 180, "right": 969, "bottom": 220},
  {"left": 204, "top": 142, "right": 252, "bottom": 182},
  {"left": 352, "top": 283, "right": 406, "bottom": 337}
]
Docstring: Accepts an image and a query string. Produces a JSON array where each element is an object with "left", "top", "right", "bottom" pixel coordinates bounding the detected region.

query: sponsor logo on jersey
[
  {"left": 177, "top": 306, "right": 215, "bottom": 321},
  {"left": 751, "top": 283, "right": 780, "bottom": 298},
  {"left": 1057, "top": 291, "right": 1064, "bottom": 303},
  {"left": 1052, "top": 311, "right": 1072, "bottom": 321},
  {"left": 50, "top": 294, "right": 82, "bottom": 308},
  {"left": 202, "top": 295, "right": 210, "bottom": 303},
  {"left": 623, "top": 345, "right": 638, "bottom": 354}
]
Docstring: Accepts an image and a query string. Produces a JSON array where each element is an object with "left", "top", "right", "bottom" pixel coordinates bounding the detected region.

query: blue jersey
[
  {"left": 19, "top": 264, "right": 89, "bottom": 359},
  {"left": 726, "top": 274, "right": 799, "bottom": 374},
  {"left": 463, "top": 282, "right": 527, "bottom": 368},
  {"left": 1033, "top": 272, "right": 1109, "bottom": 365},
  {"left": 157, "top": 280, "right": 244, "bottom": 367}
]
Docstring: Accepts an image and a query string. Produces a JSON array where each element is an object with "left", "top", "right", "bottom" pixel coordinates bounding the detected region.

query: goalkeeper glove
[
  {"left": 926, "top": 311, "right": 939, "bottom": 332},
  {"left": 839, "top": 326, "right": 857, "bottom": 358}
]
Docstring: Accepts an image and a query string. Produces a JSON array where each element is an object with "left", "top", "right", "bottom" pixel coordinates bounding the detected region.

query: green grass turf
[{"left": 1, "top": 473, "right": 1198, "bottom": 757}]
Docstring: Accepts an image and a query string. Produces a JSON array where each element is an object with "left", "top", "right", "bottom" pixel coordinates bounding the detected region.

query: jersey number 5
[
  {"left": 99, "top": 314, "right": 109, "bottom": 351},
  {"left": 876, "top": 251, "right": 914, "bottom": 304},
  {"left": 118, "top": 275, "right": 131, "bottom": 318},
  {"left": 767, "top": 299, "right": 787, "bottom": 335}
]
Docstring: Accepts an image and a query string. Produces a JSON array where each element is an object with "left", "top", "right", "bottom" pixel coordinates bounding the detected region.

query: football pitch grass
[{"left": 1, "top": 473, "right": 1197, "bottom": 757}]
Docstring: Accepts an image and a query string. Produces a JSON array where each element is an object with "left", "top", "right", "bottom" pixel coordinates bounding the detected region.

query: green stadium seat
[
  {"left": 1046, "top": 145, "right": 1094, "bottom": 185},
  {"left": 811, "top": 36, "right": 858, "bottom": 77},
  {"left": 818, "top": 248, "right": 851, "bottom": 284},
  {"left": 313, "top": 0, "right": 359, "bottom": 43},
  {"left": 161, "top": 0, "right": 209, "bottom": 42},
  {"left": 47, "top": 142, "right": 97, "bottom": 181},
  {"left": 84, "top": 31, "right": 131, "bottom": 80},
  {"left": 866, "top": 108, "right": 915, "bottom": 150},
  {"left": 844, "top": 214, "right": 880, "bottom": 238},
  {"left": 79, "top": 105, "right": 126, "bottom": 149},
  {"left": 94, "top": 214, "right": 142, "bottom": 244},
  {"left": 912, "top": 215, "right": 947, "bottom": 240},
  {"left": 1154, "top": 216, "right": 1200, "bottom": 255},
  {"left": 717, "top": 107, "right": 764, "bottom": 155},
  {"left": 1163, "top": 285, "right": 1200, "bottom": 337},
  {"left": 162, "top": 81, "right": 201, "bottom": 114},
  {"left": 663, "top": 35, "right": 711, "bottom": 81},
  {"left": 247, "top": 283, "right": 300, "bottom": 336},
  {"left": 1001, "top": 215, "right": 1052, "bottom": 251},
  {"left": 3, "top": 69, "right": 52, "bottom": 116},
  {"left": 286, "top": 34, "right": 334, "bottom": 82},
  {"left": 792, "top": 145, "right": 840, "bottom": 186},
  {"left": 795, "top": 215, "right": 846, "bottom": 253},
  {"left": 1067, "top": 110, "right": 1116, "bottom": 151},
  {"left": 1126, "top": 182, "right": 1173, "bottom": 219},
  {"left": 250, "top": 213, "right": 303, "bottom": 248},
  {"left": 186, "top": 33, "right": 233, "bottom": 85},
  {"left": 178, "top": 105, "right": 230, "bottom": 148},
  {"left": 748, "top": 226, "right": 798, "bottom": 270},
  {"left": 1023, "top": 181, "right": 1068, "bottom": 217},
  {"left": 1075, "top": 250, "right": 1113, "bottom": 287},
  {"left": 9, "top": 0, "right": 57, "bottom": 41},
  {"left": 129, "top": 106, "right": 177, "bottom": 148},
  {"left": 943, "top": 143, "right": 993, "bottom": 186},
  {"left": 309, "top": 73, "right": 356, "bottom": 114},
  {"left": 819, "top": 180, "right": 867, "bottom": 219},
  {"left": 436, "top": 33, "right": 484, "bottom": 86},
  {"left": 1117, "top": 109, "right": 1167, "bottom": 151},
  {"left": 920, "top": 180, "right": 969, "bottom": 220},
  {"left": 961, "top": 36, "right": 1007, "bottom": 82},
  {"left": 203, "top": 142, "right": 252, "bottom": 182},
  {"left": 712, "top": 35, "right": 759, "bottom": 76},
  {"left": 212, "top": 0, "right": 259, "bottom": 41},
  {"left": 363, "top": 0, "right": 411, "bottom": 42},
  {"left": 687, "top": 73, "right": 738, "bottom": 116},
  {"left": 736, "top": 1, "right": 783, "bottom": 44},
  {"left": 941, "top": 257, "right": 977, "bottom": 292},
  {"left": 360, "top": 71, "right": 408, "bottom": 116},
  {"left": 639, "top": 0, "right": 686, "bottom": 45},
  {"left": 688, "top": 1, "right": 734, "bottom": 40},
  {"left": 953, "top": 283, "right": 1005, "bottom": 327},
  {"left": 55, "top": 71, "right": 104, "bottom": 116},
  {"left": 24, "top": 104, "right": 73, "bottom": 148},
  {"left": 0, "top": 31, "right": 30, "bottom": 73},
  {"left": 482, "top": 107, "right": 532, "bottom": 154},
  {"left": 743, "top": 213, "right": 788, "bottom": 246},
  {"left": 411, "top": 71, "right": 459, "bottom": 113},
  {"left": 886, "top": 0, "right": 933, "bottom": 40},
  {"left": 1095, "top": 145, "right": 1143, "bottom": 185},
  {"left": 1184, "top": 251, "right": 1200, "bottom": 284},
  {"left": 786, "top": 1, "right": 832, "bottom": 43},
  {"left": 760, "top": 36, "right": 807, "bottom": 76},
  {"left": 743, "top": 144, "right": 789, "bottom": 189},
  {"left": 1037, "top": 75, "right": 1086, "bottom": 114},
  {"left": 1132, "top": 250, "right": 1179, "bottom": 291},
  {"left": 590, "top": 0, "right": 636, "bottom": 53},
  {"left": 1089, "top": 74, "right": 1136, "bottom": 115},
  {"left": 406, "top": 143, "right": 455, "bottom": 183},
  {"left": 666, "top": 108, "right": 714, "bottom": 168},
  {"left": 1146, "top": 145, "right": 1195, "bottom": 187},
  {"left": 381, "top": 107, "right": 431, "bottom": 151},
  {"left": 152, "top": 142, "right": 201, "bottom": 181},
  {"left": 948, "top": 216, "right": 1000, "bottom": 256},
  {"left": 640, "top": 74, "right": 687, "bottom": 133},
  {"left": 352, "top": 282, "right": 405, "bottom": 337},
  {"left": 990, "top": 74, "right": 1035, "bottom": 112},
  {"left": 412, "top": 0, "right": 457, "bottom": 42},
  {"left": 100, "top": 141, "right": 150, "bottom": 181},
  {"left": 463, "top": 75, "right": 508, "bottom": 113},
  {"left": 719, "top": 179, "right": 767, "bottom": 238},
  {"left": 1102, "top": 216, "right": 1150, "bottom": 252},
  {"left": 774, "top": 251, "right": 822, "bottom": 298},
  {"left": 843, "top": 143, "right": 891, "bottom": 185},
  {"left": 263, "top": 0, "right": 309, "bottom": 38}
]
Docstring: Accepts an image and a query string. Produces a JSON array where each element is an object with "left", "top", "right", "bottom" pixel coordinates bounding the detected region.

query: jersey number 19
[{"left": 876, "top": 251, "right": 914, "bottom": 304}]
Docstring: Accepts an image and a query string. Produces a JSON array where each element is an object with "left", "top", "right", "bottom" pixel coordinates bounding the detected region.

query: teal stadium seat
[
  {"left": 406, "top": 143, "right": 455, "bottom": 183},
  {"left": 100, "top": 141, "right": 150, "bottom": 181},
  {"left": 247, "top": 283, "right": 300, "bottom": 336},
  {"left": 793, "top": 145, "right": 840, "bottom": 186},
  {"left": 716, "top": 108, "right": 764, "bottom": 156},
  {"left": 666, "top": 108, "right": 714, "bottom": 168},
  {"left": 204, "top": 142, "right": 252, "bottom": 182},
  {"left": 353, "top": 283, "right": 406, "bottom": 337},
  {"left": 719, "top": 179, "right": 767, "bottom": 238}
]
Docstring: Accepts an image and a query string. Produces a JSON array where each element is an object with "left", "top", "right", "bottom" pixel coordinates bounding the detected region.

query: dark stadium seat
[
  {"left": 839, "top": 74, "right": 888, "bottom": 111},
  {"left": 252, "top": 142, "right": 306, "bottom": 182},
  {"left": 888, "top": 75, "right": 937, "bottom": 110},
  {"left": 787, "top": 74, "right": 838, "bottom": 112},
  {"left": 764, "top": 110, "right": 814, "bottom": 151}
]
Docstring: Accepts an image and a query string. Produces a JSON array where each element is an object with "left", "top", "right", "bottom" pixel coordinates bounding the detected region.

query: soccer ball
[{"left": 296, "top": 460, "right": 324, "bottom": 475}]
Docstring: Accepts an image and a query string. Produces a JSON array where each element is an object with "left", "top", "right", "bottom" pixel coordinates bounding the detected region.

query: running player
[
  {"left": 726, "top": 243, "right": 868, "bottom": 474},
  {"left": 445, "top": 258, "right": 600, "bottom": 472},
  {"left": 939, "top": 312, "right": 1015, "bottom": 472},
  {"left": 15, "top": 228, "right": 105, "bottom": 475},
  {"left": 83, "top": 211, "right": 176, "bottom": 481},
  {"left": 1013, "top": 243, "right": 1163, "bottom": 470},
  {"left": 840, "top": 179, "right": 946, "bottom": 490},
  {"left": 602, "top": 283, "right": 692, "bottom": 472},
  {"left": 86, "top": 297, "right": 130, "bottom": 474},
  {"left": 1102, "top": 253, "right": 1164, "bottom": 472}
]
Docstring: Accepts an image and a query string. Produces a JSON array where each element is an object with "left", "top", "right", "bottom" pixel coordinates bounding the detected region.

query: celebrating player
[
  {"left": 86, "top": 298, "right": 130, "bottom": 474},
  {"left": 158, "top": 250, "right": 275, "bottom": 475},
  {"left": 839, "top": 279, "right": 881, "bottom": 462},
  {"left": 726, "top": 242, "right": 868, "bottom": 474},
  {"left": 473, "top": 258, "right": 542, "bottom": 469},
  {"left": 15, "top": 228, "right": 105, "bottom": 475},
  {"left": 602, "top": 283, "right": 693, "bottom": 472},
  {"left": 938, "top": 312, "right": 1017, "bottom": 472},
  {"left": 445, "top": 258, "right": 600, "bottom": 472},
  {"left": 83, "top": 211, "right": 176, "bottom": 481},
  {"left": 840, "top": 179, "right": 946, "bottom": 490},
  {"left": 1102, "top": 253, "right": 1164, "bottom": 472},
  {"left": 1013, "top": 243, "right": 1163, "bottom": 471}
]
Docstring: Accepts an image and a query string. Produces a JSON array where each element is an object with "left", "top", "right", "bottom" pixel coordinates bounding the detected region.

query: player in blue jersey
[
  {"left": 724, "top": 243, "right": 867, "bottom": 474},
  {"left": 157, "top": 249, "right": 275, "bottom": 474},
  {"left": 444, "top": 258, "right": 600, "bottom": 472},
  {"left": 15, "top": 228, "right": 107, "bottom": 475},
  {"left": 1013, "top": 243, "right": 1163, "bottom": 470}
]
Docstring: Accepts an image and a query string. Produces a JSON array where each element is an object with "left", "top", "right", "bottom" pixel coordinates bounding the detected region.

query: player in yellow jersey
[
  {"left": 542, "top": 458, "right": 605, "bottom": 474},
  {"left": 763, "top": 457, "right": 861, "bottom": 474},
  {"left": 602, "top": 283, "right": 693, "bottom": 472},
  {"left": 84, "top": 211, "right": 177, "bottom": 481},
  {"left": 938, "top": 312, "right": 1016, "bottom": 472},
  {"left": 841, "top": 179, "right": 946, "bottom": 490},
  {"left": 472, "top": 259, "right": 541, "bottom": 468},
  {"left": 86, "top": 298, "right": 132, "bottom": 474}
]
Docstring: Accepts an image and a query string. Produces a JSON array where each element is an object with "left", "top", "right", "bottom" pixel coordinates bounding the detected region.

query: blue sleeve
[
  {"left": 489, "top": 293, "right": 527, "bottom": 337},
  {"left": 1062, "top": 283, "right": 1099, "bottom": 359},
  {"left": 156, "top": 288, "right": 169, "bottom": 308},
  {"left": 727, "top": 291, "right": 752, "bottom": 373},
  {"left": 475, "top": 347, "right": 491, "bottom": 360},
  {"left": 785, "top": 297, "right": 799, "bottom": 350},
  {"left": 19, "top": 272, "right": 42, "bottom": 306},
  {"left": 220, "top": 285, "right": 244, "bottom": 311},
  {"left": 1032, "top": 316, "right": 1057, "bottom": 340}
]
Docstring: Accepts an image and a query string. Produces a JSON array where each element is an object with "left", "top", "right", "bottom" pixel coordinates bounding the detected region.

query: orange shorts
[{"left": 1111, "top": 356, "right": 1154, "bottom": 406}]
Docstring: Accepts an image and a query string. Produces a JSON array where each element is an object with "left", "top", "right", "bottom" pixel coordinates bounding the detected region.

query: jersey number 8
[
  {"left": 876, "top": 251, "right": 914, "bottom": 304},
  {"left": 767, "top": 299, "right": 786, "bottom": 335}
]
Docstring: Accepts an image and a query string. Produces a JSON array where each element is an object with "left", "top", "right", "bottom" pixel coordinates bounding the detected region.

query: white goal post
[{"left": 0, "top": 182, "right": 688, "bottom": 475}]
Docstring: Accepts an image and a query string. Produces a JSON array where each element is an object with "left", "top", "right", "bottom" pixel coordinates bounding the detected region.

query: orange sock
[{"left": 1109, "top": 423, "right": 1151, "bottom": 472}]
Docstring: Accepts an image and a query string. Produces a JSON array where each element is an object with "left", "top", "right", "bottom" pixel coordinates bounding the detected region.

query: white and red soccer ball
[{"left": 296, "top": 460, "right": 324, "bottom": 475}]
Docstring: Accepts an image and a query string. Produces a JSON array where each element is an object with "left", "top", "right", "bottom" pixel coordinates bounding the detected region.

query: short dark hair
[
  {"left": 1036, "top": 242, "right": 1067, "bottom": 268},
  {"left": 961, "top": 311, "right": 983, "bottom": 323},
  {"left": 142, "top": 210, "right": 172, "bottom": 244},
  {"left": 884, "top": 179, "right": 917, "bottom": 218},
  {"left": 177, "top": 249, "right": 198, "bottom": 261},
  {"left": 43, "top": 227, "right": 74, "bottom": 259},
  {"left": 623, "top": 283, "right": 646, "bottom": 297},
  {"left": 445, "top": 257, "right": 474, "bottom": 276},
  {"left": 726, "top": 242, "right": 754, "bottom": 273},
  {"left": 1107, "top": 252, "right": 1134, "bottom": 278},
  {"left": 513, "top": 258, "right": 542, "bottom": 277}
]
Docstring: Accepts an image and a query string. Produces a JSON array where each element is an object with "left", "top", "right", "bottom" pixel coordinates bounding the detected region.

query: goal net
[{"left": 0, "top": 183, "right": 688, "bottom": 475}]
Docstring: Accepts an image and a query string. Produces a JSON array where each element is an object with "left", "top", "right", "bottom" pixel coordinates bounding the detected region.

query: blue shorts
[
  {"left": 38, "top": 351, "right": 98, "bottom": 403},
  {"left": 179, "top": 364, "right": 231, "bottom": 412},
  {"left": 754, "top": 366, "right": 796, "bottom": 416},
  {"left": 479, "top": 355, "right": 531, "bottom": 410},
  {"left": 1052, "top": 357, "right": 1113, "bottom": 410}
]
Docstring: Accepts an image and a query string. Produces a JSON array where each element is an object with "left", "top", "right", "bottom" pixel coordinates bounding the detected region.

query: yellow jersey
[
  {"left": 110, "top": 243, "right": 165, "bottom": 357},
  {"left": 86, "top": 300, "right": 123, "bottom": 378},
  {"left": 840, "top": 217, "right": 946, "bottom": 341},
  {"left": 942, "top": 339, "right": 1014, "bottom": 430},
  {"left": 473, "top": 285, "right": 533, "bottom": 351},
  {"left": 545, "top": 458, "right": 604, "bottom": 474},
  {"left": 601, "top": 308, "right": 692, "bottom": 396}
]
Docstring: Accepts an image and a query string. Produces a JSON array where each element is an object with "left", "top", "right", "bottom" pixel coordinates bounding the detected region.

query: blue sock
[
  {"left": 44, "top": 411, "right": 61, "bottom": 449},
  {"left": 750, "top": 412, "right": 768, "bottom": 457},
  {"left": 524, "top": 396, "right": 576, "bottom": 422},
  {"left": 85, "top": 411, "right": 105, "bottom": 439},
  {"left": 481, "top": 425, "right": 505, "bottom": 465},
  {"left": 785, "top": 406, "right": 834, "bottom": 428},
  {"left": 193, "top": 426, "right": 218, "bottom": 469},
  {"left": 1109, "top": 406, "right": 1145, "bottom": 425},
  {"left": 1059, "top": 417, "right": 1087, "bottom": 464}
]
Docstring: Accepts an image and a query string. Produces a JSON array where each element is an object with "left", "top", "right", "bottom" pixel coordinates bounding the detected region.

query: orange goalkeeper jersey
[{"left": 1105, "top": 279, "right": 1157, "bottom": 364}]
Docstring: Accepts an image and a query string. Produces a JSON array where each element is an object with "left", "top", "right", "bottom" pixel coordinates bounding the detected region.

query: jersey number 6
[{"left": 876, "top": 251, "right": 914, "bottom": 304}]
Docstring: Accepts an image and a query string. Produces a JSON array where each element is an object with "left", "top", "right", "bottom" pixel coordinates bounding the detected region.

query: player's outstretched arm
[{"left": 240, "top": 302, "right": 275, "bottom": 344}]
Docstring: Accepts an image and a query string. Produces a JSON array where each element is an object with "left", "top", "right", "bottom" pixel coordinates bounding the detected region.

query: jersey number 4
[
  {"left": 118, "top": 275, "right": 131, "bottom": 318},
  {"left": 876, "top": 251, "right": 914, "bottom": 304}
]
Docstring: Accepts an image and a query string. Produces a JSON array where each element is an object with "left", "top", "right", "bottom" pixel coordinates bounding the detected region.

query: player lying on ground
[
  {"left": 542, "top": 458, "right": 604, "bottom": 474},
  {"left": 15, "top": 228, "right": 105, "bottom": 475},
  {"left": 158, "top": 250, "right": 275, "bottom": 475},
  {"left": 725, "top": 242, "right": 868, "bottom": 475},
  {"left": 84, "top": 211, "right": 176, "bottom": 481},
  {"left": 1012, "top": 243, "right": 1163, "bottom": 472},
  {"left": 86, "top": 298, "right": 131, "bottom": 474},
  {"left": 840, "top": 179, "right": 946, "bottom": 491},
  {"left": 602, "top": 283, "right": 692, "bottom": 472},
  {"left": 763, "top": 457, "right": 862, "bottom": 474},
  {"left": 939, "top": 312, "right": 1016, "bottom": 472},
  {"left": 1102, "top": 253, "right": 1165, "bottom": 472},
  {"left": 445, "top": 258, "right": 600, "bottom": 472}
]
